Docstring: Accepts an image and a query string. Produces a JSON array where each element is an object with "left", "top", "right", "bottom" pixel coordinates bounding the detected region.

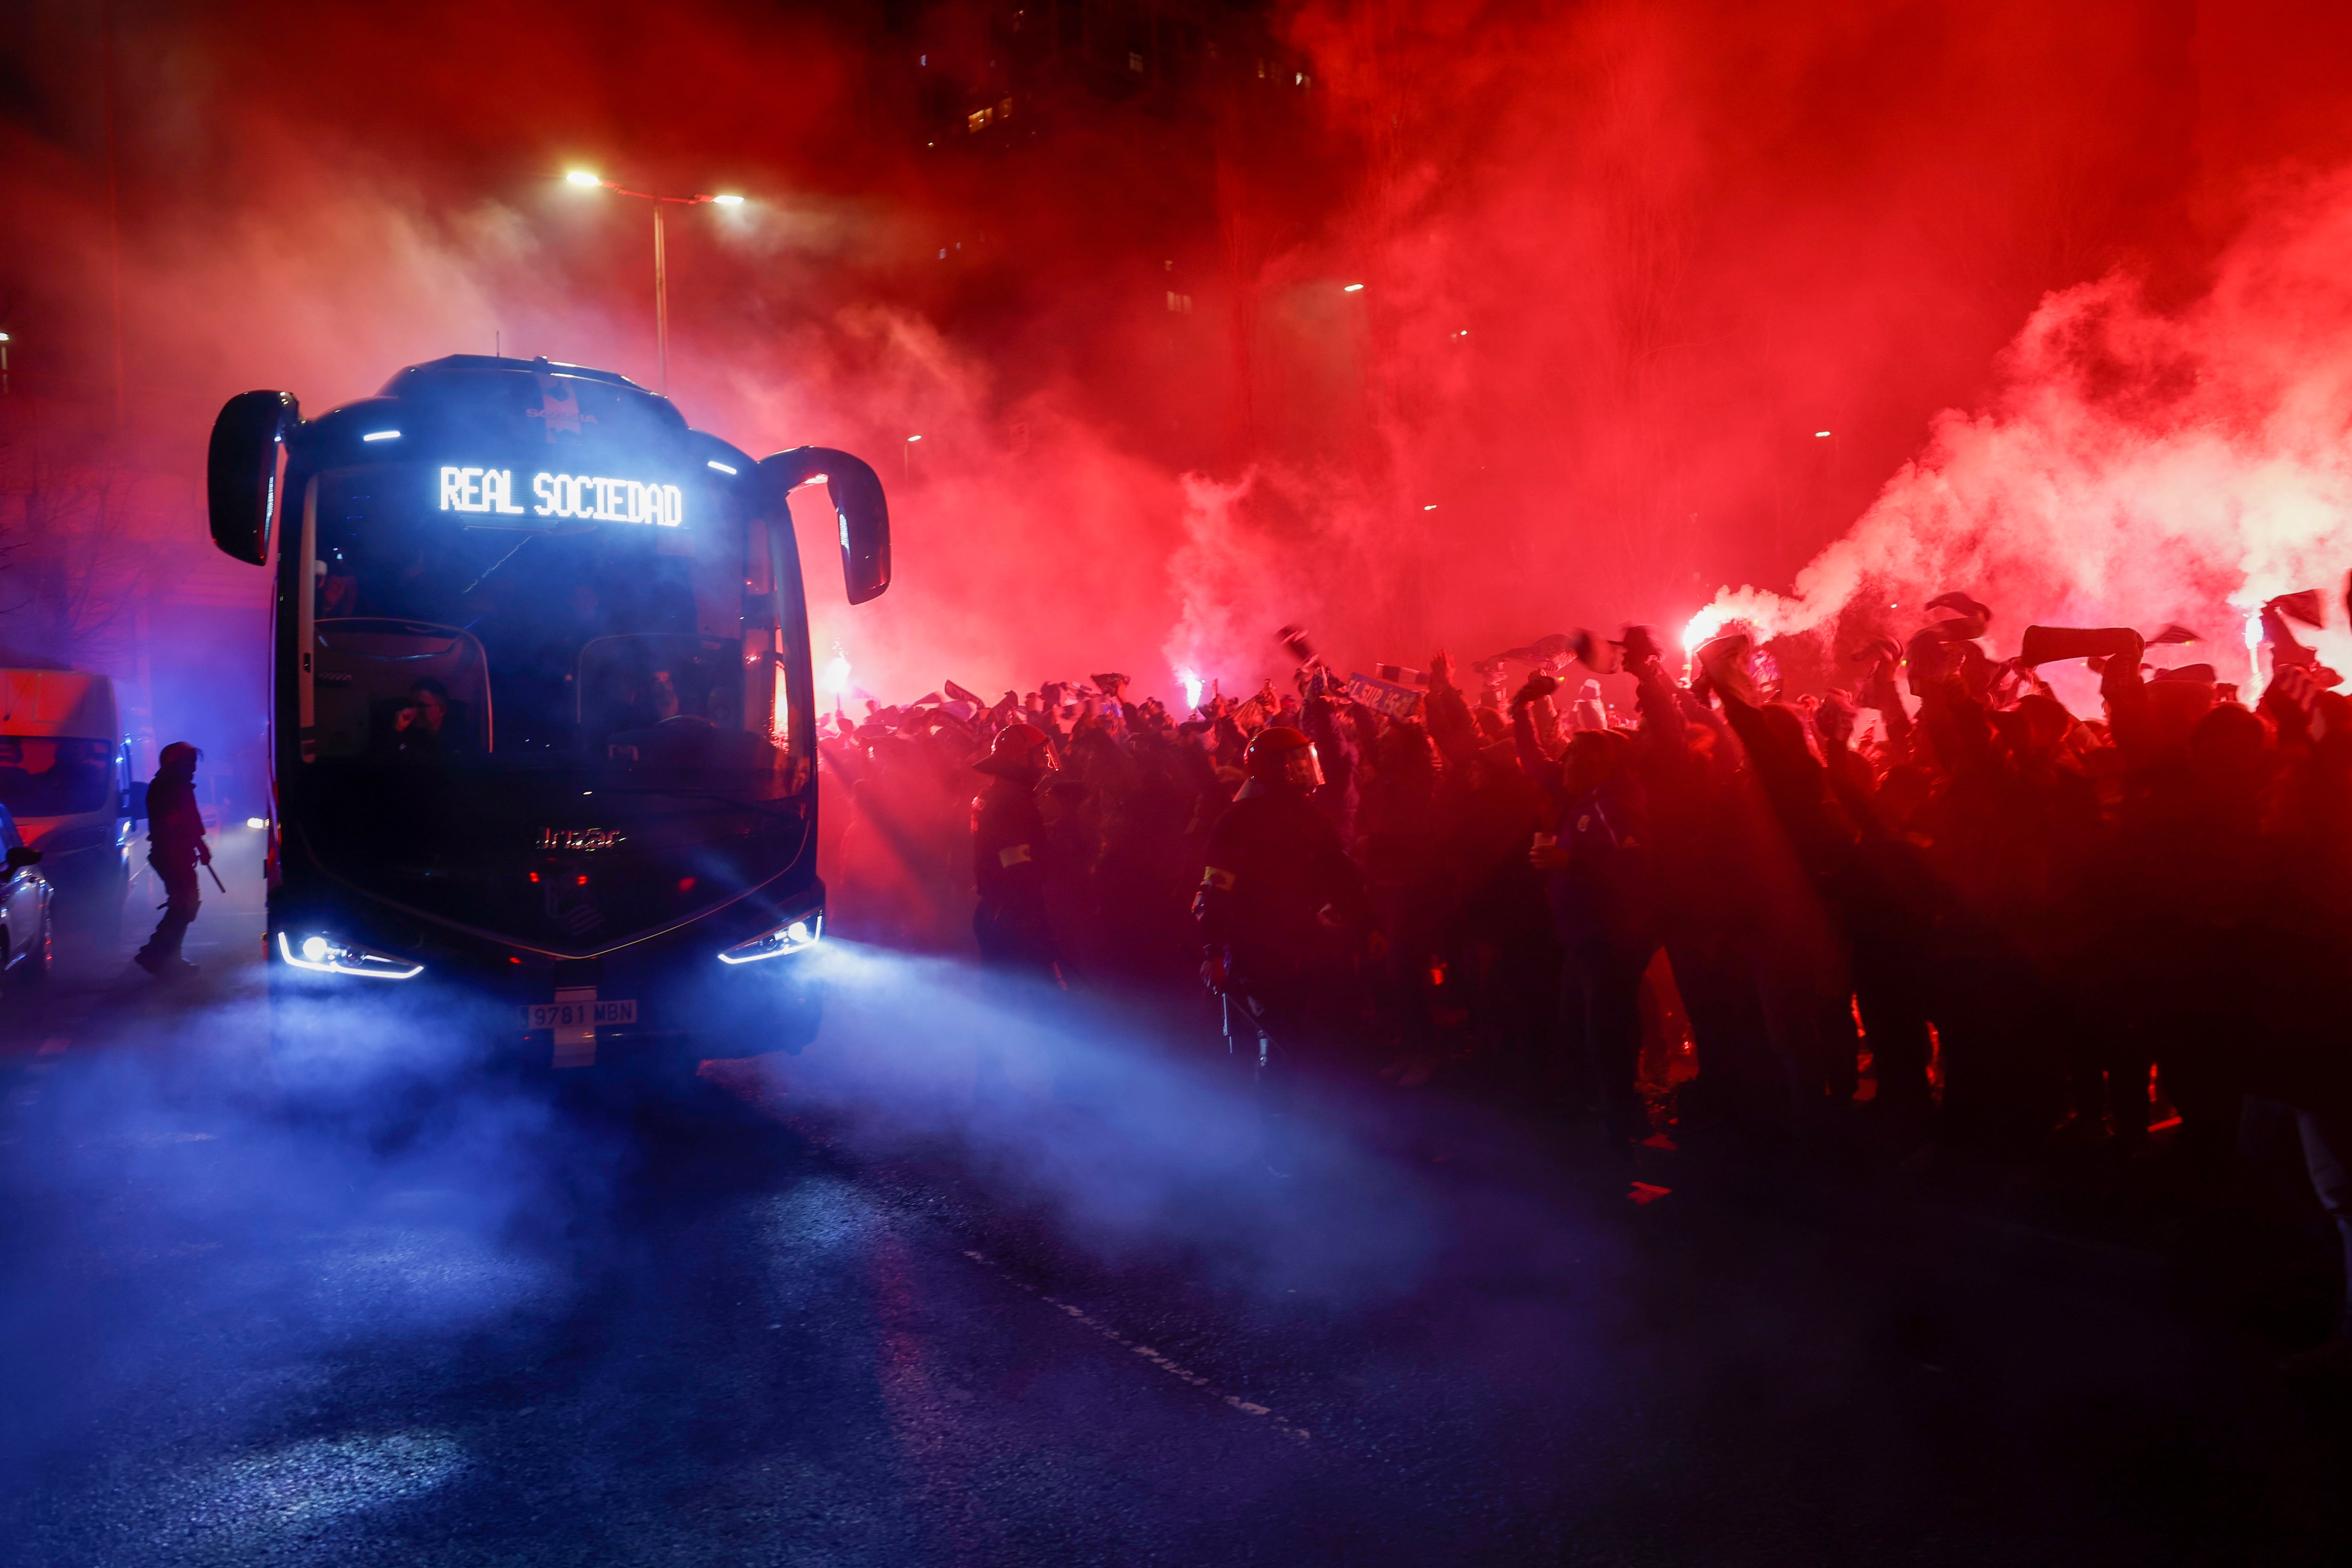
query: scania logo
[{"left": 538, "top": 828, "right": 626, "bottom": 852}]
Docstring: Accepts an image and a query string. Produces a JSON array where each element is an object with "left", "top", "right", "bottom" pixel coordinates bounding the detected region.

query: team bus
[{"left": 205, "top": 354, "right": 890, "bottom": 1070}]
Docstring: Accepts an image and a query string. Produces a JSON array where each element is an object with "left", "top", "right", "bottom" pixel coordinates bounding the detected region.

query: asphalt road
[{"left": 2, "top": 901, "right": 2349, "bottom": 1566}]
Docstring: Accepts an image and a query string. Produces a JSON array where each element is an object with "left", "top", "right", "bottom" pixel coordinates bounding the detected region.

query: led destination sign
[{"left": 438, "top": 466, "right": 685, "bottom": 527}]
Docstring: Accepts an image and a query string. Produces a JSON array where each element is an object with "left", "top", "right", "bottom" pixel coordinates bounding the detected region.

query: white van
[{"left": 0, "top": 668, "right": 135, "bottom": 943}]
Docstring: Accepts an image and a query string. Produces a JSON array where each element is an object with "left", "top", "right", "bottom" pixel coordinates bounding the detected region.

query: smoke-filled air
[
  {"left": 12, "top": 0, "right": 2352, "bottom": 704},
  {"left": 17, "top": 5, "right": 2352, "bottom": 1562},
  {"left": 1687, "top": 173, "right": 2352, "bottom": 679}
]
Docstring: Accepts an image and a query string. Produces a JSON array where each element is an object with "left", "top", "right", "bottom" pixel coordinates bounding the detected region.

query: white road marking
[{"left": 961, "top": 1249, "right": 1311, "bottom": 1442}]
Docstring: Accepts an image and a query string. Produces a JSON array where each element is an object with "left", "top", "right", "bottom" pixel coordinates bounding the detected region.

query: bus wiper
[{"left": 460, "top": 534, "right": 537, "bottom": 596}]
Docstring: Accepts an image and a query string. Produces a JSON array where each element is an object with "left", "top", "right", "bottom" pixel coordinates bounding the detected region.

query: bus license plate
[{"left": 524, "top": 999, "right": 637, "bottom": 1030}]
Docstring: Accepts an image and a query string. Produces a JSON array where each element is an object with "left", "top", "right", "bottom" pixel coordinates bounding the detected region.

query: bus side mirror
[
  {"left": 759, "top": 446, "right": 891, "bottom": 605},
  {"left": 207, "top": 390, "right": 300, "bottom": 565}
]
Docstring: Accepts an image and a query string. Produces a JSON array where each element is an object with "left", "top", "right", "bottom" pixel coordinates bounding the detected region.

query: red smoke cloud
[
  {"left": 1236, "top": 0, "right": 2352, "bottom": 690},
  {"left": 1689, "top": 167, "right": 2352, "bottom": 685},
  {"left": 7, "top": 0, "right": 2352, "bottom": 703}
]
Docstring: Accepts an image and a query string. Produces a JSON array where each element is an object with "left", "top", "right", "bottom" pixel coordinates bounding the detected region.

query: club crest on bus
[{"left": 527, "top": 368, "right": 594, "bottom": 440}]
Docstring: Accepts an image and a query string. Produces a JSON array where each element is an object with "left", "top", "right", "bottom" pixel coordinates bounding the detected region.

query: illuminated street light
[
  {"left": 566, "top": 171, "right": 750, "bottom": 395},
  {"left": 1343, "top": 283, "right": 1366, "bottom": 293},
  {"left": 1815, "top": 430, "right": 1832, "bottom": 438}
]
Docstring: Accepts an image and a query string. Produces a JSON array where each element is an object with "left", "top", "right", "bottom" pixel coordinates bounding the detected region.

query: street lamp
[{"left": 565, "top": 171, "right": 746, "bottom": 396}]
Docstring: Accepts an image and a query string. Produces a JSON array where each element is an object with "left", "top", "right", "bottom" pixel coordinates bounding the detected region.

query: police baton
[{"left": 204, "top": 862, "right": 226, "bottom": 894}]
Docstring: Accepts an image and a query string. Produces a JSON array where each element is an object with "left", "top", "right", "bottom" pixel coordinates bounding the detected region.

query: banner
[{"left": 1344, "top": 671, "right": 1424, "bottom": 719}]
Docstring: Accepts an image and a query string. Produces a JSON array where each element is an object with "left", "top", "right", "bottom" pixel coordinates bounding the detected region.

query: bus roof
[
  {"left": 302, "top": 354, "right": 752, "bottom": 473},
  {"left": 378, "top": 355, "right": 652, "bottom": 396}
]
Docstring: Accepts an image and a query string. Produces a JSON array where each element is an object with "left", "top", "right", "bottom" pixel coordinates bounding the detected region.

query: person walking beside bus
[{"left": 133, "top": 742, "right": 208, "bottom": 977}]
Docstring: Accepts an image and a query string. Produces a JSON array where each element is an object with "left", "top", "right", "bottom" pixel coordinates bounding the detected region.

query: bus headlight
[
  {"left": 718, "top": 911, "right": 823, "bottom": 965},
  {"left": 277, "top": 931, "right": 425, "bottom": 980}
]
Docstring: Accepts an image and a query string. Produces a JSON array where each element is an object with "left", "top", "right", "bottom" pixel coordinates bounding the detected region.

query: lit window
[
  {"left": 1166, "top": 292, "right": 1193, "bottom": 314},
  {"left": 1129, "top": 51, "right": 1144, "bottom": 72},
  {"left": 968, "top": 106, "right": 992, "bottom": 132},
  {"left": 1000, "top": 97, "right": 1013, "bottom": 119}
]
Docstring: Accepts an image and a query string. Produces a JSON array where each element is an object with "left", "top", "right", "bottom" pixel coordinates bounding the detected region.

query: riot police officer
[
  {"left": 133, "top": 741, "right": 209, "bottom": 978},
  {"left": 1194, "top": 726, "right": 1376, "bottom": 1148}
]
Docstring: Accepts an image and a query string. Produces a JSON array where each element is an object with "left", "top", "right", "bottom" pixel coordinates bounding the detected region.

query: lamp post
[{"left": 566, "top": 171, "right": 744, "bottom": 396}]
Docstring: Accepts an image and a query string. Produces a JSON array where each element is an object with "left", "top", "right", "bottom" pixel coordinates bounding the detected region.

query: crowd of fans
[{"left": 814, "top": 591, "right": 2352, "bottom": 1373}]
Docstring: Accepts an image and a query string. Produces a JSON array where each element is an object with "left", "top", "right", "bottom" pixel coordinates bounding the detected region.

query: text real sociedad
[{"left": 437, "top": 465, "right": 685, "bottom": 527}]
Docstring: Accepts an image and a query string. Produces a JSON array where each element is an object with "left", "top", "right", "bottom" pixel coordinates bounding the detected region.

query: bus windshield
[{"left": 306, "top": 465, "right": 803, "bottom": 789}]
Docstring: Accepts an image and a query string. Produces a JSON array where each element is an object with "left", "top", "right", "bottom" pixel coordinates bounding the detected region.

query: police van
[{"left": 0, "top": 666, "right": 136, "bottom": 946}]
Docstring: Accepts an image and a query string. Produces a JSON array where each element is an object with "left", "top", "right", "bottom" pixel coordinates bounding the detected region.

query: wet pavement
[{"left": 2, "top": 889, "right": 2350, "bottom": 1566}]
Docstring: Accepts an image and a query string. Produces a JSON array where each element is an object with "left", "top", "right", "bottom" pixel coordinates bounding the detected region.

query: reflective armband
[
  {"left": 999, "top": 844, "right": 1033, "bottom": 868},
  {"left": 1200, "top": 866, "right": 1236, "bottom": 892}
]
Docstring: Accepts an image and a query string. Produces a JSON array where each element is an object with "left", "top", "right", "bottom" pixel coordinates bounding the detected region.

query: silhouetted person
[
  {"left": 970, "top": 722, "right": 1063, "bottom": 979},
  {"left": 133, "top": 742, "right": 207, "bottom": 978},
  {"left": 392, "top": 677, "right": 465, "bottom": 757},
  {"left": 1197, "top": 725, "right": 1376, "bottom": 1156},
  {"left": 1516, "top": 685, "right": 1657, "bottom": 1150}
]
